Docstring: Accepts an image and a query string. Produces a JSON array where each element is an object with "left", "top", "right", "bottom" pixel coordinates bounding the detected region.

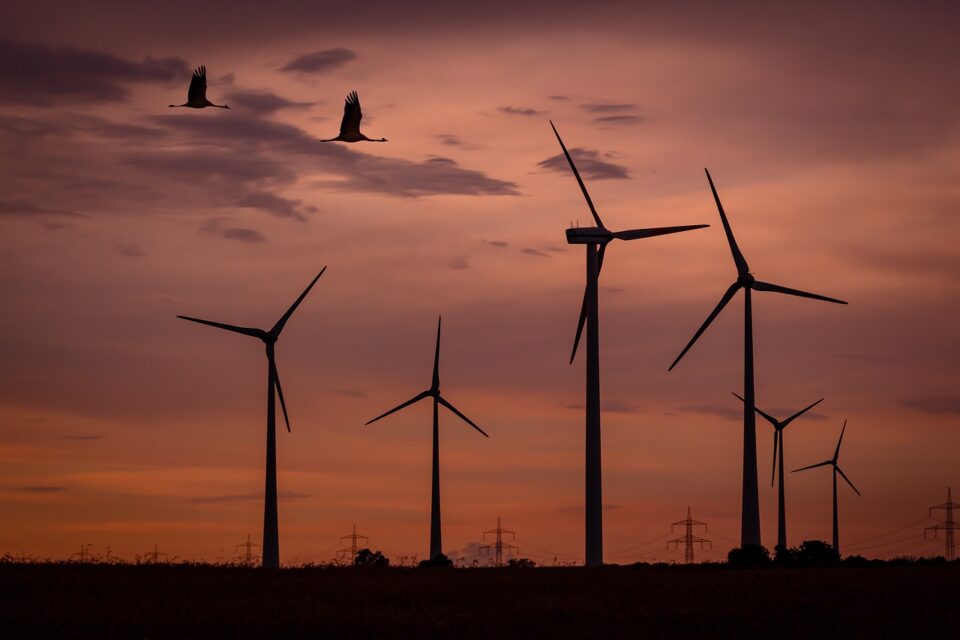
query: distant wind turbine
[
  {"left": 364, "top": 317, "right": 487, "bottom": 561},
  {"left": 177, "top": 268, "right": 326, "bottom": 568},
  {"left": 793, "top": 419, "right": 860, "bottom": 555},
  {"left": 733, "top": 392, "right": 823, "bottom": 551},
  {"left": 169, "top": 66, "right": 230, "bottom": 109},
  {"left": 321, "top": 91, "right": 387, "bottom": 142},
  {"left": 550, "top": 121, "right": 708, "bottom": 567},
  {"left": 669, "top": 169, "right": 847, "bottom": 548}
]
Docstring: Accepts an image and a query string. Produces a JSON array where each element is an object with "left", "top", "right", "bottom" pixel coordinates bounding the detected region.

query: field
[{"left": 1, "top": 562, "right": 957, "bottom": 638}]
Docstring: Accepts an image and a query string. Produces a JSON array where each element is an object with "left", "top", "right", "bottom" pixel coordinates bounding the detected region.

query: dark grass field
[{"left": 1, "top": 563, "right": 957, "bottom": 639}]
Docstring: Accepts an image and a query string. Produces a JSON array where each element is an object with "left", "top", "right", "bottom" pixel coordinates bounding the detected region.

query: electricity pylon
[
  {"left": 338, "top": 524, "right": 370, "bottom": 563},
  {"left": 667, "top": 507, "right": 711, "bottom": 564},
  {"left": 143, "top": 543, "right": 169, "bottom": 563},
  {"left": 925, "top": 486, "right": 957, "bottom": 561},
  {"left": 236, "top": 534, "right": 261, "bottom": 566},
  {"left": 480, "top": 516, "right": 518, "bottom": 566}
]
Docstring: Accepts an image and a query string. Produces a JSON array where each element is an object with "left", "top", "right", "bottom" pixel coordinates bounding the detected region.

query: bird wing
[
  {"left": 340, "top": 91, "right": 363, "bottom": 136},
  {"left": 188, "top": 66, "right": 207, "bottom": 103}
]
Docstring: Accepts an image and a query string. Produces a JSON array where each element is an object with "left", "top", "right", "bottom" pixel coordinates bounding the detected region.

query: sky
[{"left": 1, "top": 0, "right": 959, "bottom": 565}]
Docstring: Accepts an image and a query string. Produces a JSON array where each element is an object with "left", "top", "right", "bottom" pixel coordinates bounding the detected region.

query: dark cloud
[
  {"left": 0, "top": 38, "right": 188, "bottom": 106},
  {"left": 678, "top": 404, "right": 743, "bottom": 421},
  {"left": 901, "top": 396, "right": 960, "bottom": 415},
  {"left": 594, "top": 115, "right": 646, "bottom": 126},
  {"left": 187, "top": 490, "right": 310, "bottom": 504},
  {"left": 61, "top": 435, "right": 101, "bottom": 441},
  {"left": 448, "top": 255, "right": 470, "bottom": 270},
  {"left": 580, "top": 102, "right": 638, "bottom": 113},
  {"left": 149, "top": 114, "right": 519, "bottom": 197},
  {"left": 483, "top": 239, "right": 509, "bottom": 248},
  {"left": 538, "top": 148, "right": 629, "bottom": 180},
  {"left": 0, "top": 199, "right": 84, "bottom": 220},
  {"left": 499, "top": 106, "right": 545, "bottom": 116},
  {"left": 521, "top": 248, "right": 551, "bottom": 258},
  {"left": 200, "top": 218, "right": 266, "bottom": 244},
  {"left": 16, "top": 486, "right": 66, "bottom": 493},
  {"left": 280, "top": 48, "right": 356, "bottom": 73},
  {"left": 436, "top": 134, "right": 482, "bottom": 150},
  {"left": 548, "top": 95, "right": 572, "bottom": 101},
  {"left": 115, "top": 243, "right": 145, "bottom": 258},
  {"left": 223, "top": 89, "right": 315, "bottom": 115},
  {"left": 236, "top": 191, "right": 315, "bottom": 221}
]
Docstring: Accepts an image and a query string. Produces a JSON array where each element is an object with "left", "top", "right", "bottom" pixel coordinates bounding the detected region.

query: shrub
[
  {"left": 727, "top": 544, "right": 771, "bottom": 566},
  {"left": 354, "top": 548, "right": 389, "bottom": 568},
  {"left": 418, "top": 553, "right": 454, "bottom": 568}
]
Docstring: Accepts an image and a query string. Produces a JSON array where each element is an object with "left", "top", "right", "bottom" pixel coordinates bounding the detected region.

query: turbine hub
[{"left": 738, "top": 272, "right": 755, "bottom": 287}]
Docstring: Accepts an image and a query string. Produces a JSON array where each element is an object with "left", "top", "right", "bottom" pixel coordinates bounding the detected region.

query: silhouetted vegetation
[
  {"left": 418, "top": 553, "right": 453, "bottom": 568},
  {"left": 727, "top": 544, "right": 772, "bottom": 565},
  {"left": 354, "top": 548, "right": 389, "bottom": 567},
  {"left": 507, "top": 557, "right": 536, "bottom": 568}
]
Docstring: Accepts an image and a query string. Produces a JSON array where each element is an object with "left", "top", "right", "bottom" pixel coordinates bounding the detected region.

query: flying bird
[
  {"left": 169, "top": 66, "right": 230, "bottom": 109},
  {"left": 321, "top": 91, "right": 387, "bottom": 142}
]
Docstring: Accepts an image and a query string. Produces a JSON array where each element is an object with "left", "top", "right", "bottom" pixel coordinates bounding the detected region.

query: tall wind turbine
[
  {"left": 733, "top": 392, "right": 823, "bottom": 551},
  {"left": 365, "top": 317, "right": 487, "bottom": 561},
  {"left": 177, "top": 268, "right": 326, "bottom": 568},
  {"left": 550, "top": 121, "right": 708, "bottom": 567},
  {"left": 669, "top": 169, "right": 847, "bottom": 548},
  {"left": 793, "top": 419, "right": 860, "bottom": 555}
]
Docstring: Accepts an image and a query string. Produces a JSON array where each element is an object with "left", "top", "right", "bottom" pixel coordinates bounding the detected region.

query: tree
[
  {"left": 354, "top": 548, "right": 389, "bottom": 567},
  {"left": 792, "top": 540, "right": 839, "bottom": 565},
  {"left": 507, "top": 558, "right": 536, "bottom": 568},
  {"left": 727, "top": 544, "right": 771, "bottom": 566}
]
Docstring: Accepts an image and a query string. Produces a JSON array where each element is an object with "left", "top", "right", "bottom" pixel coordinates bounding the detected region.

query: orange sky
[{"left": 1, "top": 1, "right": 959, "bottom": 564}]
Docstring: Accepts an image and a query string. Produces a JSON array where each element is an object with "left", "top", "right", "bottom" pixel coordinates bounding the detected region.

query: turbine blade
[
  {"left": 792, "top": 460, "right": 832, "bottom": 473},
  {"left": 437, "top": 395, "right": 488, "bottom": 437},
  {"left": 270, "top": 267, "right": 327, "bottom": 336},
  {"left": 176, "top": 315, "right": 265, "bottom": 339},
  {"left": 782, "top": 398, "right": 825, "bottom": 427},
  {"left": 433, "top": 316, "right": 441, "bottom": 389},
  {"left": 271, "top": 357, "right": 291, "bottom": 432},
  {"left": 752, "top": 280, "right": 847, "bottom": 305},
  {"left": 611, "top": 224, "right": 709, "bottom": 241},
  {"left": 772, "top": 429, "right": 779, "bottom": 487},
  {"left": 570, "top": 244, "right": 605, "bottom": 364},
  {"left": 731, "top": 391, "right": 779, "bottom": 427},
  {"left": 836, "top": 466, "right": 861, "bottom": 496},
  {"left": 549, "top": 121, "right": 603, "bottom": 228},
  {"left": 668, "top": 282, "right": 740, "bottom": 371},
  {"left": 570, "top": 286, "right": 588, "bottom": 364},
  {"left": 705, "top": 169, "right": 749, "bottom": 275},
  {"left": 833, "top": 419, "right": 847, "bottom": 462},
  {"left": 365, "top": 390, "right": 431, "bottom": 425}
]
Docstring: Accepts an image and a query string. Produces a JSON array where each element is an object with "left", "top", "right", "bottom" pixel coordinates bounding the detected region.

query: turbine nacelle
[{"left": 566, "top": 227, "right": 611, "bottom": 244}]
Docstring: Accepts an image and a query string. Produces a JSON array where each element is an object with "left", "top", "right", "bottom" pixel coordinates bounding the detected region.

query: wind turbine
[
  {"left": 550, "top": 121, "right": 708, "bottom": 567},
  {"left": 364, "top": 316, "right": 487, "bottom": 561},
  {"left": 669, "top": 169, "right": 847, "bottom": 548},
  {"left": 733, "top": 392, "right": 823, "bottom": 551},
  {"left": 793, "top": 419, "right": 860, "bottom": 555},
  {"left": 177, "top": 268, "right": 326, "bottom": 568}
]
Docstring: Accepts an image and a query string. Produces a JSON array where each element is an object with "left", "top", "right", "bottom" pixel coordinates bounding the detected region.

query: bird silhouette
[
  {"left": 169, "top": 66, "right": 230, "bottom": 109},
  {"left": 321, "top": 91, "right": 387, "bottom": 142}
]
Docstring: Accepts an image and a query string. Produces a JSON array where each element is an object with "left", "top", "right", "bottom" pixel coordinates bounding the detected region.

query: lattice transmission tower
[
  {"left": 480, "top": 517, "right": 518, "bottom": 566},
  {"left": 338, "top": 524, "right": 370, "bottom": 563},
  {"left": 235, "top": 534, "right": 261, "bottom": 566},
  {"left": 143, "top": 543, "right": 169, "bottom": 563},
  {"left": 667, "top": 507, "right": 711, "bottom": 564},
  {"left": 925, "top": 486, "right": 957, "bottom": 561}
]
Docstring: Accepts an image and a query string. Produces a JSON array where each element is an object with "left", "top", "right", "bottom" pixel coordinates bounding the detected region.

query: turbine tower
[
  {"left": 178, "top": 268, "right": 326, "bottom": 568},
  {"left": 793, "top": 419, "right": 860, "bottom": 555},
  {"left": 733, "top": 392, "right": 823, "bottom": 551},
  {"left": 550, "top": 121, "right": 708, "bottom": 567},
  {"left": 669, "top": 170, "right": 846, "bottom": 547},
  {"left": 365, "top": 316, "right": 488, "bottom": 561}
]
